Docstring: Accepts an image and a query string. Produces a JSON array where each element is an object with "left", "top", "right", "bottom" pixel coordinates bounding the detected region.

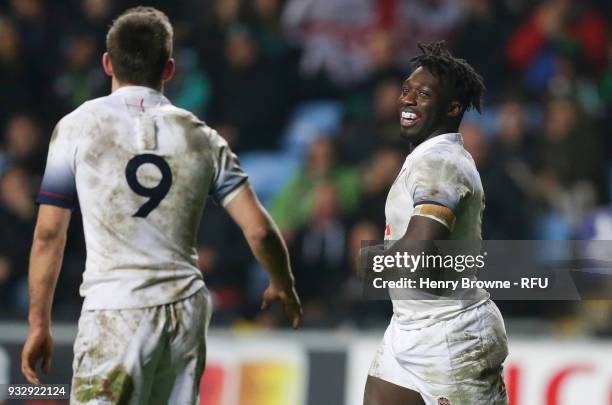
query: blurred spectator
[
  {"left": 343, "top": 28, "right": 405, "bottom": 116},
  {"left": 536, "top": 99, "right": 603, "bottom": 191},
  {"left": 506, "top": 0, "right": 608, "bottom": 92},
  {"left": 165, "top": 47, "right": 212, "bottom": 118},
  {"left": 393, "top": 0, "right": 464, "bottom": 63},
  {"left": 194, "top": 0, "right": 245, "bottom": 75},
  {"left": 495, "top": 99, "right": 532, "bottom": 157},
  {"left": 270, "top": 137, "right": 361, "bottom": 235},
  {"left": 196, "top": 200, "right": 253, "bottom": 323},
  {"left": 282, "top": 0, "right": 374, "bottom": 95},
  {"left": 532, "top": 98, "right": 603, "bottom": 235},
  {"left": 53, "top": 33, "right": 107, "bottom": 113},
  {"left": 209, "top": 26, "right": 291, "bottom": 151},
  {"left": 10, "top": 0, "right": 50, "bottom": 61},
  {"left": 289, "top": 183, "right": 350, "bottom": 326},
  {"left": 0, "top": 166, "right": 36, "bottom": 246},
  {"left": 462, "top": 122, "right": 532, "bottom": 239},
  {"left": 366, "top": 30, "right": 400, "bottom": 77},
  {"left": 0, "top": 256, "right": 11, "bottom": 292},
  {"left": 547, "top": 54, "right": 604, "bottom": 116},
  {"left": 9, "top": 0, "right": 61, "bottom": 93},
  {"left": 0, "top": 16, "right": 30, "bottom": 122},
  {"left": 339, "top": 220, "right": 391, "bottom": 328},
  {"left": 0, "top": 166, "right": 36, "bottom": 311},
  {"left": 341, "top": 78, "right": 405, "bottom": 162},
  {"left": 356, "top": 147, "right": 403, "bottom": 228},
  {"left": 599, "top": 40, "right": 612, "bottom": 106},
  {"left": 1, "top": 114, "right": 46, "bottom": 177},
  {"left": 456, "top": 0, "right": 514, "bottom": 94},
  {"left": 491, "top": 98, "right": 538, "bottom": 175},
  {"left": 78, "top": 0, "right": 115, "bottom": 45},
  {"left": 247, "top": 0, "right": 290, "bottom": 60}
]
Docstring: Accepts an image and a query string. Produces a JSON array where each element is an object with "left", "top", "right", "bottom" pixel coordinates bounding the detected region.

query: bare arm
[
  {"left": 400, "top": 214, "right": 450, "bottom": 241},
  {"left": 224, "top": 184, "right": 302, "bottom": 328},
  {"left": 361, "top": 209, "right": 452, "bottom": 284},
  {"left": 27, "top": 205, "right": 71, "bottom": 328},
  {"left": 22, "top": 205, "right": 71, "bottom": 384},
  {"left": 382, "top": 213, "right": 452, "bottom": 299},
  {"left": 385, "top": 212, "right": 451, "bottom": 269},
  {"left": 359, "top": 216, "right": 449, "bottom": 279}
]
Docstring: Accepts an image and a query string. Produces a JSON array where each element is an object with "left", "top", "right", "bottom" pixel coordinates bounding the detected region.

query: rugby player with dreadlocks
[{"left": 363, "top": 41, "right": 509, "bottom": 405}]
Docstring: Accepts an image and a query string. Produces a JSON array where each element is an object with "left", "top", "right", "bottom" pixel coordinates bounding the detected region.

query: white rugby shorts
[
  {"left": 70, "top": 288, "right": 212, "bottom": 405},
  {"left": 368, "top": 300, "right": 509, "bottom": 405}
]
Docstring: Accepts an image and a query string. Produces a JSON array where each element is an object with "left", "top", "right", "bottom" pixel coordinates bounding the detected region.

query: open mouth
[{"left": 400, "top": 111, "right": 422, "bottom": 127}]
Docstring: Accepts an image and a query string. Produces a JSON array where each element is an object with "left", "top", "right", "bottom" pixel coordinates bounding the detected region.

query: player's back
[{"left": 38, "top": 86, "right": 246, "bottom": 310}]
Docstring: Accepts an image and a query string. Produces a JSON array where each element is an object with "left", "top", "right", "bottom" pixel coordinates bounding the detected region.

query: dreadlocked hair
[{"left": 410, "top": 41, "right": 485, "bottom": 113}]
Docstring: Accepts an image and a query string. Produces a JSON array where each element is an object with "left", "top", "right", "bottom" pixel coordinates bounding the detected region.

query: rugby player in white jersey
[
  {"left": 21, "top": 7, "right": 302, "bottom": 404},
  {"left": 363, "top": 42, "right": 508, "bottom": 405}
]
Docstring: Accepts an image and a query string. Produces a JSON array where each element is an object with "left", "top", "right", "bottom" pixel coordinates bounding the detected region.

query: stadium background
[{"left": 0, "top": 0, "right": 611, "bottom": 404}]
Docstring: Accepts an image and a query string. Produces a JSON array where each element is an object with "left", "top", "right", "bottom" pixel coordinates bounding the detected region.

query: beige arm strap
[{"left": 412, "top": 203, "right": 456, "bottom": 231}]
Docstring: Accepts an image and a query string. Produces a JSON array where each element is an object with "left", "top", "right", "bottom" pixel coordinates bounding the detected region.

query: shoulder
[
  {"left": 57, "top": 96, "right": 118, "bottom": 131},
  {"left": 407, "top": 141, "right": 477, "bottom": 193},
  {"left": 59, "top": 102, "right": 95, "bottom": 126},
  {"left": 160, "top": 105, "right": 229, "bottom": 152},
  {"left": 405, "top": 139, "right": 478, "bottom": 210},
  {"left": 413, "top": 139, "right": 475, "bottom": 175},
  {"left": 159, "top": 105, "right": 208, "bottom": 134},
  {"left": 51, "top": 99, "right": 109, "bottom": 145}
]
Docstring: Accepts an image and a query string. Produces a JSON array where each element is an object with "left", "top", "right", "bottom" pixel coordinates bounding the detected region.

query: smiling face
[{"left": 398, "top": 66, "right": 460, "bottom": 145}]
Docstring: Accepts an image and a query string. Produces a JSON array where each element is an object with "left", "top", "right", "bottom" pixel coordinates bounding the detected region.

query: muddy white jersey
[
  {"left": 384, "top": 133, "right": 489, "bottom": 330},
  {"left": 38, "top": 86, "right": 248, "bottom": 310}
]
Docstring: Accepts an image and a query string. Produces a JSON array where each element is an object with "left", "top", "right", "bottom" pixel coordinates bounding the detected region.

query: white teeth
[{"left": 401, "top": 112, "right": 417, "bottom": 120}]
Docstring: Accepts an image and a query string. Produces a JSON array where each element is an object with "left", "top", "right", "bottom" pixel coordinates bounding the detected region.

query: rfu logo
[{"left": 437, "top": 397, "right": 451, "bottom": 405}]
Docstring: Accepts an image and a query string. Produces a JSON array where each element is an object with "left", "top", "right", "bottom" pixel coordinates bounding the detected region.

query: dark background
[{"left": 0, "top": 0, "right": 610, "bottom": 335}]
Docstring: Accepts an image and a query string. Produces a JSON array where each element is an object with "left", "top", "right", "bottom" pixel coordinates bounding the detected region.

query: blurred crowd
[{"left": 0, "top": 0, "right": 611, "bottom": 334}]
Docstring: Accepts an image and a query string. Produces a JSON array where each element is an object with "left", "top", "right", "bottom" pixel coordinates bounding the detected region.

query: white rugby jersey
[
  {"left": 384, "top": 133, "right": 489, "bottom": 330},
  {"left": 37, "top": 86, "right": 248, "bottom": 310}
]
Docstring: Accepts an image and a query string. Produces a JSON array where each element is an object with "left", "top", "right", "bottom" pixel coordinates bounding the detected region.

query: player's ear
[
  {"left": 162, "top": 58, "right": 175, "bottom": 82},
  {"left": 102, "top": 52, "right": 113, "bottom": 77},
  {"left": 448, "top": 101, "right": 462, "bottom": 118}
]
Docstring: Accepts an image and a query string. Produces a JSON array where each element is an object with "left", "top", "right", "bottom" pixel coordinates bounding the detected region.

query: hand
[
  {"left": 261, "top": 283, "right": 303, "bottom": 329},
  {"left": 21, "top": 327, "right": 53, "bottom": 384},
  {"left": 536, "top": 1, "right": 568, "bottom": 37},
  {"left": 357, "top": 243, "right": 386, "bottom": 280}
]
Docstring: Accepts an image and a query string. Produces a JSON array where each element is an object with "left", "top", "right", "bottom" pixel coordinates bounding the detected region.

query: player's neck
[
  {"left": 430, "top": 122, "right": 460, "bottom": 138},
  {"left": 409, "top": 125, "right": 459, "bottom": 151},
  {"left": 111, "top": 78, "right": 163, "bottom": 93}
]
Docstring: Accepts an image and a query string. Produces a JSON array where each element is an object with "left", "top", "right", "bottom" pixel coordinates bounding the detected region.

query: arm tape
[{"left": 412, "top": 203, "right": 456, "bottom": 231}]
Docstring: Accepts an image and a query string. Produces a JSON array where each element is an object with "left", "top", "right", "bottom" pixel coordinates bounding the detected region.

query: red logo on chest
[{"left": 385, "top": 224, "right": 391, "bottom": 236}]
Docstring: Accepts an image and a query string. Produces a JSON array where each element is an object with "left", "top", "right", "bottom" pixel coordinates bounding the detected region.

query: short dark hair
[
  {"left": 410, "top": 41, "right": 485, "bottom": 113},
  {"left": 106, "top": 7, "right": 173, "bottom": 88}
]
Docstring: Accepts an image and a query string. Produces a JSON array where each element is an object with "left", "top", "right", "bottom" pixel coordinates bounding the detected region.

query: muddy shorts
[
  {"left": 70, "top": 287, "right": 212, "bottom": 405},
  {"left": 368, "top": 300, "right": 509, "bottom": 405}
]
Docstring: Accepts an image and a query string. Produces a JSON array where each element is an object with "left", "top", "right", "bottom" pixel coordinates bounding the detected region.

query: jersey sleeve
[
  {"left": 210, "top": 135, "right": 248, "bottom": 207},
  {"left": 406, "top": 149, "right": 472, "bottom": 213},
  {"left": 36, "top": 119, "right": 78, "bottom": 209}
]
